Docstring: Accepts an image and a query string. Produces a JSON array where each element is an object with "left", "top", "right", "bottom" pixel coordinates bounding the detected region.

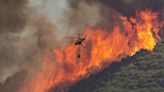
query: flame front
[{"left": 18, "top": 10, "right": 163, "bottom": 92}]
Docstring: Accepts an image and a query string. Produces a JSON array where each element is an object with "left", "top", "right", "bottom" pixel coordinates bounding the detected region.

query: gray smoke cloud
[
  {"left": 0, "top": 0, "right": 68, "bottom": 91},
  {"left": 0, "top": 0, "right": 29, "bottom": 84},
  {"left": 0, "top": 0, "right": 163, "bottom": 92},
  {"left": 0, "top": 0, "right": 94, "bottom": 91}
]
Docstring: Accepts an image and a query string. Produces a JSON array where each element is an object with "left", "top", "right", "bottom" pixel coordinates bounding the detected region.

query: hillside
[{"left": 68, "top": 35, "right": 164, "bottom": 92}]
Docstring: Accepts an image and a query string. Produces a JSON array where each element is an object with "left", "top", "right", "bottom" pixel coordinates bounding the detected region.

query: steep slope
[{"left": 68, "top": 35, "right": 164, "bottom": 92}]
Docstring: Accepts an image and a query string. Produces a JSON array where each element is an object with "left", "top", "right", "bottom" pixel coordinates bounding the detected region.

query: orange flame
[{"left": 18, "top": 10, "right": 163, "bottom": 92}]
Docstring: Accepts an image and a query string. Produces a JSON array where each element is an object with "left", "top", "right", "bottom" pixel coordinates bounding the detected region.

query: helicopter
[
  {"left": 65, "top": 33, "right": 86, "bottom": 46},
  {"left": 65, "top": 33, "right": 87, "bottom": 58}
]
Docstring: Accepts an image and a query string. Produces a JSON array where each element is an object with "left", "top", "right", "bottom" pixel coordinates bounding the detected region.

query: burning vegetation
[
  {"left": 0, "top": 0, "right": 163, "bottom": 92},
  {"left": 18, "top": 9, "right": 163, "bottom": 92}
]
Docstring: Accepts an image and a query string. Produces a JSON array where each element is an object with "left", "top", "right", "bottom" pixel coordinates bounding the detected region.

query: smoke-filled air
[{"left": 0, "top": 0, "right": 163, "bottom": 92}]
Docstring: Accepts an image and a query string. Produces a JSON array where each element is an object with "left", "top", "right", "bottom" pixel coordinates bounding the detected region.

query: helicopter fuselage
[{"left": 75, "top": 38, "right": 85, "bottom": 45}]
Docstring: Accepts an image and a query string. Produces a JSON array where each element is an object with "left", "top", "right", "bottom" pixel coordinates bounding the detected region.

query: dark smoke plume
[
  {"left": 0, "top": 0, "right": 30, "bottom": 91},
  {"left": 68, "top": 0, "right": 164, "bottom": 28},
  {"left": 0, "top": 0, "right": 28, "bottom": 83},
  {"left": 69, "top": 0, "right": 164, "bottom": 16},
  {"left": 0, "top": 0, "right": 163, "bottom": 92},
  {"left": 0, "top": 0, "right": 57, "bottom": 92},
  {"left": 0, "top": 0, "right": 27, "bottom": 32}
]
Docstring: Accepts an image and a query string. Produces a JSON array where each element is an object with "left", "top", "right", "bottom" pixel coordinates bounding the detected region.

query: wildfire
[{"left": 18, "top": 10, "right": 163, "bottom": 92}]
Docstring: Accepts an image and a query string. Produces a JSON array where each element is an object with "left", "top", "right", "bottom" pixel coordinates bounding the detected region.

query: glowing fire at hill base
[{"left": 18, "top": 10, "right": 163, "bottom": 92}]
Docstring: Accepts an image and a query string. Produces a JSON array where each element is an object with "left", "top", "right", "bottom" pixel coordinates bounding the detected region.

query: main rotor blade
[{"left": 65, "top": 37, "right": 78, "bottom": 38}]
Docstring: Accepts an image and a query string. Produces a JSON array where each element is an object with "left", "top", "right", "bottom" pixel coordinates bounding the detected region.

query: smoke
[
  {"left": 0, "top": 0, "right": 92, "bottom": 91},
  {"left": 0, "top": 0, "right": 163, "bottom": 92},
  {"left": 0, "top": 0, "right": 28, "bottom": 84},
  {"left": 69, "top": 0, "right": 164, "bottom": 18},
  {"left": 68, "top": 0, "right": 115, "bottom": 29},
  {"left": 0, "top": 0, "right": 68, "bottom": 90}
]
